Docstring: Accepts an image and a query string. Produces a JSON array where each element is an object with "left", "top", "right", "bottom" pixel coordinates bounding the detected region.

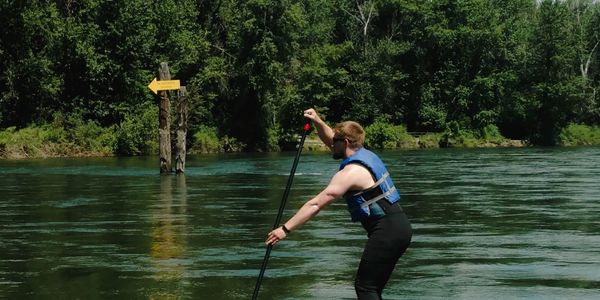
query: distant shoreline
[{"left": 0, "top": 137, "right": 530, "bottom": 160}]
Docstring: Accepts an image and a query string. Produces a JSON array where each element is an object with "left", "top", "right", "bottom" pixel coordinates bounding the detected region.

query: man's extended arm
[{"left": 266, "top": 165, "right": 373, "bottom": 245}]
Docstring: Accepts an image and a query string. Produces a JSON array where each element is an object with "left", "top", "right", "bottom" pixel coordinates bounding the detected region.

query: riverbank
[
  {"left": 301, "top": 135, "right": 528, "bottom": 152},
  {"left": 0, "top": 130, "right": 529, "bottom": 159},
  {"left": 0, "top": 133, "right": 526, "bottom": 159},
  {"left": 2, "top": 122, "right": 598, "bottom": 159}
]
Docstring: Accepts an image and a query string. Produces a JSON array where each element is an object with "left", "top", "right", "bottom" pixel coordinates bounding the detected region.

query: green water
[{"left": 1, "top": 147, "right": 599, "bottom": 299}]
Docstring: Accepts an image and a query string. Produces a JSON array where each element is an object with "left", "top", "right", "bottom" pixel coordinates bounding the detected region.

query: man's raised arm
[{"left": 304, "top": 108, "right": 334, "bottom": 150}]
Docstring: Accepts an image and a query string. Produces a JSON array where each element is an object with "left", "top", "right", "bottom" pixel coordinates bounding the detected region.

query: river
[{"left": 1, "top": 146, "right": 599, "bottom": 299}]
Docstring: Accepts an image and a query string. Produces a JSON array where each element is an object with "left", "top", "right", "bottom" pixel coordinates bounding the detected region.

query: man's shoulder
[
  {"left": 338, "top": 162, "right": 373, "bottom": 178},
  {"left": 336, "top": 161, "right": 375, "bottom": 189}
]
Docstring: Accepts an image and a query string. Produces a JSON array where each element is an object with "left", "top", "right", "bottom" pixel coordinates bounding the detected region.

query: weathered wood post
[
  {"left": 175, "top": 86, "right": 189, "bottom": 174},
  {"left": 158, "top": 62, "right": 172, "bottom": 174}
]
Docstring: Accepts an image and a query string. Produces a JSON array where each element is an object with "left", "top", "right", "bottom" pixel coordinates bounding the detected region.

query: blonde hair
[{"left": 333, "top": 121, "right": 365, "bottom": 149}]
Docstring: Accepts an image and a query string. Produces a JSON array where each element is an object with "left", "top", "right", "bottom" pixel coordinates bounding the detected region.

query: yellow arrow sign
[{"left": 148, "top": 78, "right": 181, "bottom": 95}]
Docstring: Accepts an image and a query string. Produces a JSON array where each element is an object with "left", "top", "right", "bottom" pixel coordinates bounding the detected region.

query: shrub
[
  {"left": 191, "top": 125, "right": 220, "bottom": 153},
  {"left": 417, "top": 133, "right": 443, "bottom": 148},
  {"left": 441, "top": 121, "right": 479, "bottom": 147},
  {"left": 0, "top": 125, "right": 70, "bottom": 158},
  {"left": 365, "top": 120, "right": 415, "bottom": 149},
  {"left": 481, "top": 124, "right": 504, "bottom": 143},
  {"left": 190, "top": 126, "right": 247, "bottom": 153},
  {"left": 220, "top": 135, "right": 245, "bottom": 152},
  {"left": 558, "top": 123, "right": 600, "bottom": 146},
  {"left": 441, "top": 122, "right": 513, "bottom": 148},
  {"left": 267, "top": 127, "right": 280, "bottom": 152},
  {"left": 480, "top": 124, "right": 506, "bottom": 144},
  {"left": 114, "top": 104, "right": 158, "bottom": 155},
  {"left": 451, "top": 131, "right": 479, "bottom": 147},
  {"left": 64, "top": 114, "right": 116, "bottom": 155}
]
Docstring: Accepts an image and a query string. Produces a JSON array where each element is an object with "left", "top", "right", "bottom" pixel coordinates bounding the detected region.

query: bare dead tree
[
  {"left": 342, "top": 0, "right": 376, "bottom": 55},
  {"left": 570, "top": 0, "right": 600, "bottom": 81}
]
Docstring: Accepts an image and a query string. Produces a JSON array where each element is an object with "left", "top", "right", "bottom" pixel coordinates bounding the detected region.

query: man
[{"left": 266, "top": 108, "right": 412, "bottom": 299}]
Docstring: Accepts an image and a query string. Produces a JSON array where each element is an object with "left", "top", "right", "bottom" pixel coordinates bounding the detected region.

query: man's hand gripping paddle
[{"left": 252, "top": 123, "right": 311, "bottom": 300}]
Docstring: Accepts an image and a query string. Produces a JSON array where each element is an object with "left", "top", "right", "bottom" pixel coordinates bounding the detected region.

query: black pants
[{"left": 356, "top": 203, "right": 412, "bottom": 300}]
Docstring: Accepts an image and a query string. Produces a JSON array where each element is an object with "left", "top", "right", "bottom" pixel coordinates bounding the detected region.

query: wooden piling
[
  {"left": 176, "top": 86, "right": 189, "bottom": 174},
  {"left": 158, "top": 62, "right": 172, "bottom": 174}
]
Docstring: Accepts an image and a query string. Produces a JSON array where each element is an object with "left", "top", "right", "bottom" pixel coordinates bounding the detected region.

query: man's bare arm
[{"left": 304, "top": 108, "right": 334, "bottom": 150}]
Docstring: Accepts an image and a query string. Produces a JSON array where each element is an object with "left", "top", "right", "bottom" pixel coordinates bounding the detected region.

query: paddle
[{"left": 252, "top": 123, "right": 311, "bottom": 300}]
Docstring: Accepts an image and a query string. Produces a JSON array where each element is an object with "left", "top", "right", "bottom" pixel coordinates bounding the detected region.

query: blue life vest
[{"left": 339, "top": 148, "right": 401, "bottom": 222}]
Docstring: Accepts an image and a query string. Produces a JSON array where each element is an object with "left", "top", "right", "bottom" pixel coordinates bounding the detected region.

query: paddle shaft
[{"left": 252, "top": 123, "right": 310, "bottom": 300}]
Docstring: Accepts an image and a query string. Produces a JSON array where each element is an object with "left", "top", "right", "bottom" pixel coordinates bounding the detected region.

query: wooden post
[
  {"left": 175, "top": 86, "right": 189, "bottom": 174},
  {"left": 158, "top": 62, "right": 172, "bottom": 174}
]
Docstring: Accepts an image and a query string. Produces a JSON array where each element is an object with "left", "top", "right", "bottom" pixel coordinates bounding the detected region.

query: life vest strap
[
  {"left": 360, "top": 186, "right": 397, "bottom": 209},
  {"left": 348, "top": 171, "right": 397, "bottom": 210},
  {"left": 351, "top": 172, "right": 390, "bottom": 197}
]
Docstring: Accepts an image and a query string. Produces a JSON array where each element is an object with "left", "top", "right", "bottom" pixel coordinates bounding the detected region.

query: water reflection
[{"left": 149, "top": 175, "right": 189, "bottom": 299}]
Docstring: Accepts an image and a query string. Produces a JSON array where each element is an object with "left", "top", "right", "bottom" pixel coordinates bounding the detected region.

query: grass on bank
[
  {"left": 557, "top": 123, "right": 600, "bottom": 146},
  {"left": 362, "top": 120, "right": 521, "bottom": 150},
  {"left": 2, "top": 113, "right": 599, "bottom": 159},
  {"left": 0, "top": 104, "right": 158, "bottom": 159}
]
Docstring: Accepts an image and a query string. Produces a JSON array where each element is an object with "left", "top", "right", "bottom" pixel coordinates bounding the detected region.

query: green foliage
[
  {"left": 558, "top": 123, "right": 600, "bottom": 146},
  {"left": 2, "top": 0, "right": 600, "bottom": 155},
  {"left": 220, "top": 136, "right": 246, "bottom": 153},
  {"left": 418, "top": 85, "right": 448, "bottom": 131},
  {"left": 441, "top": 121, "right": 480, "bottom": 148},
  {"left": 417, "top": 133, "right": 444, "bottom": 149},
  {"left": 365, "top": 120, "right": 415, "bottom": 149},
  {"left": 191, "top": 126, "right": 221, "bottom": 153},
  {"left": 441, "top": 122, "right": 509, "bottom": 147},
  {"left": 480, "top": 124, "right": 506, "bottom": 144},
  {"left": 190, "top": 126, "right": 248, "bottom": 153},
  {"left": 267, "top": 127, "right": 281, "bottom": 152},
  {"left": 0, "top": 126, "right": 56, "bottom": 158},
  {"left": 0, "top": 117, "right": 115, "bottom": 158},
  {"left": 114, "top": 104, "right": 158, "bottom": 156}
]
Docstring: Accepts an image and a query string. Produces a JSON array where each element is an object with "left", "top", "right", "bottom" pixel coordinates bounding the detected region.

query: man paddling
[{"left": 266, "top": 108, "right": 412, "bottom": 300}]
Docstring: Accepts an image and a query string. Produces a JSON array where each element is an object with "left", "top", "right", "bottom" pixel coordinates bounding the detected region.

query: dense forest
[{"left": 1, "top": 0, "right": 600, "bottom": 156}]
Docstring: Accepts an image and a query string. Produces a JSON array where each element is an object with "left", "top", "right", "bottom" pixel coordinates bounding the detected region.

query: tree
[
  {"left": 567, "top": 0, "right": 600, "bottom": 124},
  {"left": 527, "top": 0, "right": 581, "bottom": 144},
  {"left": 0, "top": 2, "right": 66, "bottom": 127}
]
